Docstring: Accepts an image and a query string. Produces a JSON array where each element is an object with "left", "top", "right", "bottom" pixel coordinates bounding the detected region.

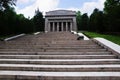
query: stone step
[
  {"left": 1, "top": 46, "right": 102, "bottom": 49},
  {"left": 1, "top": 40, "right": 89, "bottom": 42},
  {"left": 1, "top": 44, "right": 99, "bottom": 46},
  {"left": 1, "top": 40, "right": 93, "bottom": 42},
  {"left": 0, "top": 55, "right": 116, "bottom": 59},
  {"left": 1, "top": 45, "right": 101, "bottom": 49},
  {"left": 0, "top": 59, "right": 120, "bottom": 65},
  {"left": 49, "top": 42, "right": 94, "bottom": 44},
  {"left": 1, "top": 44, "right": 99, "bottom": 47},
  {"left": 0, "top": 71, "right": 120, "bottom": 80},
  {"left": 0, "top": 49, "right": 106, "bottom": 51},
  {"left": 47, "top": 43, "right": 95, "bottom": 45},
  {"left": 46, "top": 49, "right": 106, "bottom": 52},
  {"left": 2, "top": 43, "right": 97, "bottom": 45},
  {"left": 45, "top": 45, "right": 100, "bottom": 47},
  {"left": 43, "top": 47, "right": 102, "bottom": 49},
  {"left": 1, "top": 46, "right": 101, "bottom": 49},
  {"left": 0, "top": 49, "right": 44, "bottom": 52},
  {"left": 0, "top": 52, "right": 111, "bottom": 55},
  {"left": 0, "top": 64, "right": 120, "bottom": 72}
]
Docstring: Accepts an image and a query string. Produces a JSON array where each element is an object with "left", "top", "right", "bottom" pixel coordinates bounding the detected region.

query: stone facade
[{"left": 45, "top": 10, "right": 77, "bottom": 32}]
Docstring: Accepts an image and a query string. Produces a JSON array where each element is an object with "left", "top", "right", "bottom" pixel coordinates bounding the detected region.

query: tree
[
  {"left": 15, "top": 14, "right": 34, "bottom": 33},
  {"left": 0, "top": 0, "right": 16, "bottom": 11},
  {"left": 33, "top": 9, "right": 45, "bottom": 32},
  {"left": 80, "top": 13, "right": 89, "bottom": 31},
  {"left": 96, "top": 11, "right": 105, "bottom": 33},
  {"left": 0, "top": 4, "right": 34, "bottom": 35},
  {"left": 89, "top": 8, "right": 99, "bottom": 31},
  {"left": 0, "top": 0, "right": 35, "bottom": 35},
  {"left": 0, "top": 7, "right": 16, "bottom": 35},
  {"left": 0, "top": 0, "right": 17, "bottom": 35},
  {"left": 89, "top": 8, "right": 105, "bottom": 32},
  {"left": 76, "top": 11, "right": 82, "bottom": 30},
  {"left": 104, "top": 0, "right": 120, "bottom": 14},
  {"left": 104, "top": 0, "right": 120, "bottom": 32}
]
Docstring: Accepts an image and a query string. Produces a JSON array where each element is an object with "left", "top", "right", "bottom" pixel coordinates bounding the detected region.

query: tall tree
[
  {"left": 80, "top": 13, "right": 89, "bottom": 31},
  {"left": 96, "top": 11, "right": 105, "bottom": 33},
  {"left": 89, "top": 8, "right": 105, "bottom": 32},
  {"left": 76, "top": 11, "right": 82, "bottom": 30},
  {"left": 0, "top": 7, "right": 16, "bottom": 35},
  {"left": 0, "top": 0, "right": 34, "bottom": 35},
  {"left": 33, "top": 9, "right": 45, "bottom": 32},
  {"left": 89, "top": 8, "right": 99, "bottom": 31},
  {"left": 104, "top": 0, "right": 120, "bottom": 32},
  {"left": 0, "top": 0, "right": 17, "bottom": 35},
  {"left": 0, "top": 0, "right": 16, "bottom": 11}
]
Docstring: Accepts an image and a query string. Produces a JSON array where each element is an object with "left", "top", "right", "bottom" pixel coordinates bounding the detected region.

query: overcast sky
[{"left": 15, "top": 0, "right": 106, "bottom": 18}]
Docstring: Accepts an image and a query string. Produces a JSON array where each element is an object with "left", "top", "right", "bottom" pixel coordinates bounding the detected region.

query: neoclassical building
[{"left": 45, "top": 10, "right": 77, "bottom": 32}]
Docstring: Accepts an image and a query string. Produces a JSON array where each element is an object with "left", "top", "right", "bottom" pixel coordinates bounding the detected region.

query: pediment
[{"left": 46, "top": 10, "right": 76, "bottom": 16}]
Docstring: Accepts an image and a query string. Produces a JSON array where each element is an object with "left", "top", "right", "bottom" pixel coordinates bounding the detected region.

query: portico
[
  {"left": 49, "top": 21, "right": 72, "bottom": 32},
  {"left": 45, "top": 10, "right": 77, "bottom": 32}
]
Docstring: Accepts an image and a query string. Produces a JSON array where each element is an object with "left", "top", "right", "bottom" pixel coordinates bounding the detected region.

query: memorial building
[{"left": 45, "top": 10, "right": 77, "bottom": 32}]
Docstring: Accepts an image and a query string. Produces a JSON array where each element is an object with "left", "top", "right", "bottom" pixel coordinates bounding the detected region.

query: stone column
[
  {"left": 48, "top": 22, "right": 50, "bottom": 32},
  {"left": 57, "top": 22, "right": 59, "bottom": 32},
  {"left": 45, "top": 18, "right": 48, "bottom": 32},
  {"left": 70, "top": 22, "right": 72, "bottom": 31},
  {"left": 53, "top": 22, "right": 55, "bottom": 32},
  {"left": 73, "top": 17, "right": 77, "bottom": 31},
  {"left": 66, "top": 22, "right": 68, "bottom": 31},
  {"left": 61, "top": 22, "right": 64, "bottom": 31}
]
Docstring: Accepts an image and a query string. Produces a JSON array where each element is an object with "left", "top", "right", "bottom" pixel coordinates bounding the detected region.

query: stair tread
[
  {"left": 1, "top": 64, "right": 120, "bottom": 68},
  {"left": 0, "top": 55, "right": 115, "bottom": 56},
  {"left": 0, "top": 52, "right": 111, "bottom": 54},
  {"left": 0, "top": 71, "right": 120, "bottom": 77},
  {"left": 0, "top": 59, "right": 119, "bottom": 61}
]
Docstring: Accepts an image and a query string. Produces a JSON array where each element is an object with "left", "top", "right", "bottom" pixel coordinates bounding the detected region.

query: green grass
[{"left": 84, "top": 32, "right": 120, "bottom": 45}]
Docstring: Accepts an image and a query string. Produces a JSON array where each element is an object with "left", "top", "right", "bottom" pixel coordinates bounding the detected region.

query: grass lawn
[{"left": 84, "top": 32, "right": 120, "bottom": 45}]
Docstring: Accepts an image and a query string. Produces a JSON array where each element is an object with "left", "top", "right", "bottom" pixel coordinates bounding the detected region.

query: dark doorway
[
  {"left": 59, "top": 22, "right": 62, "bottom": 31},
  {"left": 55, "top": 22, "right": 57, "bottom": 31}
]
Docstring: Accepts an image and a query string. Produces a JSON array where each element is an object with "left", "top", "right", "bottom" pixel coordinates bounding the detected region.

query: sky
[{"left": 15, "top": 0, "right": 106, "bottom": 18}]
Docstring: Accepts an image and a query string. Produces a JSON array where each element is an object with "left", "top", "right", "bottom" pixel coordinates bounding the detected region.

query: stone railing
[
  {"left": 34, "top": 32, "right": 40, "bottom": 35},
  {"left": 4, "top": 34, "right": 25, "bottom": 41}
]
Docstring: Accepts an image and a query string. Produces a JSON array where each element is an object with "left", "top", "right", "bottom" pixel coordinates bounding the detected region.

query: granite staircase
[{"left": 0, "top": 32, "right": 120, "bottom": 80}]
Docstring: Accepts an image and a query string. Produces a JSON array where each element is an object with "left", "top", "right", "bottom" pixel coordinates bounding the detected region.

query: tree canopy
[
  {"left": 104, "top": 0, "right": 120, "bottom": 32},
  {"left": 0, "top": 0, "right": 16, "bottom": 11},
  {"left": 76, "top": 11, "right": 82, "bottom": 31},
  {"left": 80, "top": 13, "right": 89, "bottom": 31},
  {"left": 0, "top": 0, "right": 45, "bottom": 36},
  {"left": 32, "top": 9, "right": 45, "bottom": 32},
  {"left": 76, "top": 0, "right": 120, "bottom": 34}
]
